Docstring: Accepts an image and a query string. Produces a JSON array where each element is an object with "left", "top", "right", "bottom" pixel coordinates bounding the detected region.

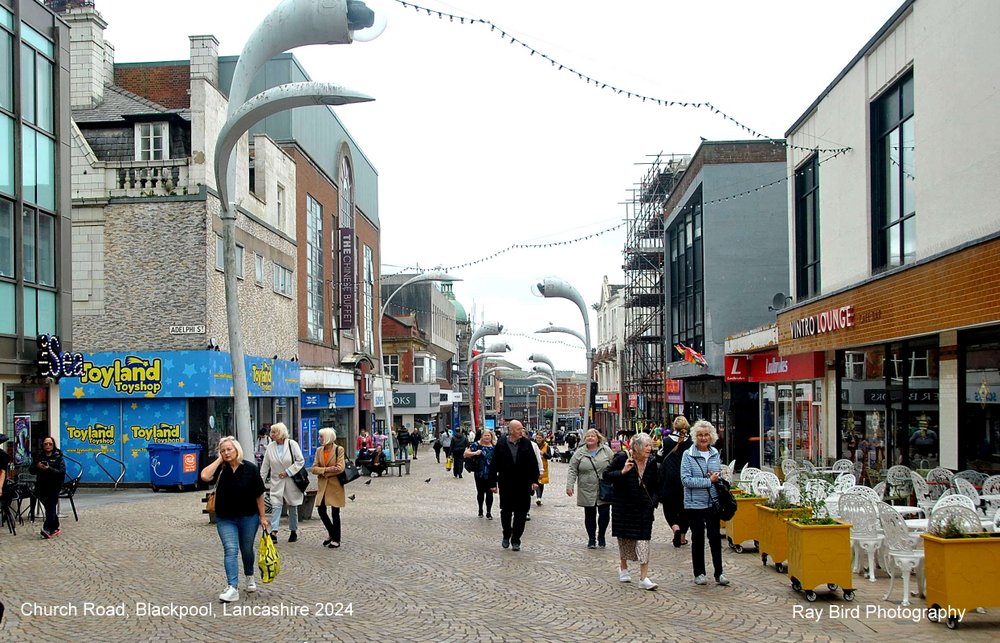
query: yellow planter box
[
  {"left": 922, "top": 533, "right": 1000, "bottom": 614},
  {"left": 723, "top": 495, "right": 766, "bottom": 551},
  {"left": 786, "top": 519, "right": 855, "bottom": 601},
  {"left": 756, "top": 504, "right": 797, "bottom": 571}
]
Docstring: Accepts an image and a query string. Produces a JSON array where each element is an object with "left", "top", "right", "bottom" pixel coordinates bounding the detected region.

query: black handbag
[
  {"left": 599, "top": 479, "right": 616, "bottom": 502},
  {"left": 289, "top": 441, "right": 309, "bottom": 492},
  {"left": 291, "top": 468, "right": 309, "bottom": 492},
  {"left": 337, "top": 448, "right": 361, "bottom": 485},
  {"left": 713, "top": 479, "right": 738, "bottom": 521},
  {"left": 464, "top": 451, "right": 481, "bottom": 474}
]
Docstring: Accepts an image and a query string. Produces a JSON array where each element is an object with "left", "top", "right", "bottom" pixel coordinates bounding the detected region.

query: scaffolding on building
[{"left": 621, "top": 152, "right": 689, "bottom": 431}]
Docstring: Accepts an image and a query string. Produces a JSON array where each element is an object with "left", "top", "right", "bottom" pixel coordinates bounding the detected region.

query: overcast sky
[{"left": 94, "top": 0, "right": 903, "bottom": 372}]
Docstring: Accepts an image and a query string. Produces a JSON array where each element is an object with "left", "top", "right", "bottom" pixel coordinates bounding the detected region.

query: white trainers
[
  {"left": 638, "top": 577, "right": 658, "bottom": 590},
  {"left": 245, "top": 575, "right": 257, "bottom": 592},
  {"left": 716, "top": 574, "right": 731, "bottom": 586},
  {"left": 618, "top": 569, "right": 632, "bottom": 583},
  {"left": 219, "top": 585, "right": 239, "bottom": 602},
  {"left": 694, "top": 574, "right": 708, "bottom": 585}
]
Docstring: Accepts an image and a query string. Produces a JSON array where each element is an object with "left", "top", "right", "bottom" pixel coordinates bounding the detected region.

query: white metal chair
[
  {"left": 981, "top": 474, "right": 1000, "bottom": 495},
  {"left": 925, "top": 467, "right": 954, "bottom": 500},
  {"left": 876, "top": 502, "right": 924, "bottom": 607},
  {"left": 832, "top": 459, "right": 854, "bottom": 474},
  {"left": 909, "top": 471, "right": 936, "bottom": 516},
  {"left": 720, "top": 464, "right": 734, "bottom": 484},
  {"left": 953, "top": 477, "right": 985, "bottom": 516},
  {"left": 839, "top": 494, "right": 884, "bottom": 582},
  {"left": 798, "top": 460, "right": 817, "bottom": 475},
  {"left": 781, "top": 481, "right": 801, "bottom": 505},
  {"left": 833, "top": 473, "right": 856, "bottom": 493},
  {"left": 886, "top": 465, "right": 913, "bottom": 499},
  {"left": 752, "top": 472, "right": 781, "bottom": 500},
  {"left": 738, "top": 466, "right": 762, "bottom": 487},
  {"left": 927, "top": 504, "right": 985, "bottom": 535},
  {"left": 843, "top": 485, "right": 881, "bottom": 505},
  {"left": 805, "top": 477, "right": 833, "bottom": 500},
  {"left": 992, "top": 505, "right": 1000, "bottom": 532},
  {"left": 872, "top": 481, "right": 887, "bottom": 499},
  {"left": 931, "top": 492, "right": 977, "bottom": 515},
  {"left": 781, "top": 458, "right": 798, "bottom": 477},
  {"left": 954, "top": 469, "right": 988, "bottom": 487}
]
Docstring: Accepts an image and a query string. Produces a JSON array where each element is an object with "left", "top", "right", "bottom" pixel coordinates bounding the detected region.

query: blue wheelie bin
[{"left": 147, "top": 442, "right": 201, "bottom": 491}]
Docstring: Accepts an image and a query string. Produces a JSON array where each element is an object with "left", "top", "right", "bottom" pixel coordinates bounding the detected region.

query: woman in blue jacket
[{"left": 681, "top": 420, "right": 729, "bottom": 587}]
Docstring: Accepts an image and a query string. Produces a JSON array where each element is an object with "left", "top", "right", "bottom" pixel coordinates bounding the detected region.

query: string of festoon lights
[
  {"left": 390, "top": 0, "right": 852, "bottom": 156},
  {"left": 381, "top": 149, "right": 846, "bottom": 281}
]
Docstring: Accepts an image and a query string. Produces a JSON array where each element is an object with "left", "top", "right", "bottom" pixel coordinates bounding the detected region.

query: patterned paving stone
[{"left": 1, "top": 456, "right": 997, "bottom": 640}]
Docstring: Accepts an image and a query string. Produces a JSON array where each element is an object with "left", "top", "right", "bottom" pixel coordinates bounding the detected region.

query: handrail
[
  {"left": 95, "top": 452, "right": 126, "bottom": 488},
  {"left": 62, "top": 453, "right": 85, "bottom": 482}
]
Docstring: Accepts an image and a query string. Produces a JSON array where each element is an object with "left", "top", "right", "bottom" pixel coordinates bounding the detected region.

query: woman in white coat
[{"left": 260, "top": 422, "right": 306, "bottom": 543}]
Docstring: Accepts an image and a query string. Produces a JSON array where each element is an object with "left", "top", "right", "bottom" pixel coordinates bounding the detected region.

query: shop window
[{"left": 960, "top": 330, "right": 1000, "bottom": 472}]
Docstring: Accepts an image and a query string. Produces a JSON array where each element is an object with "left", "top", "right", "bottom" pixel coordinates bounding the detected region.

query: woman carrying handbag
[
  {"left": 311, "top": 427, "right": 346, "bottom": 549},
  {"left": 260, "top": 423, "right": 306, "bottom": 543}
]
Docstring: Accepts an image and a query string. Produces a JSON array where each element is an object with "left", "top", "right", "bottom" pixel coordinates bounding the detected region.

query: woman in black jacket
[
  {"left": 659, "top": 416, "right": 692, "bottom": 547},
  {"left": 30, "top": 436, "right": 65, "bottom": 539},
  {"left": 604, "top": 432, "right": 659, "bottom": 590},
  {"left": 450, "top": 430, "right": 470, "bottom": 479}
]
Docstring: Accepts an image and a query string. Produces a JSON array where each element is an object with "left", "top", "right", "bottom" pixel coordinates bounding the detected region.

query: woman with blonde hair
[
  {"left": 464, "top": 429, "right": 498, "bottom": 519},
  {"left": 260, "top": 422, "right": 306, "bottom": 543},
  {"left": 311, "top": 427, "right": 346, "bottom": 548},
  {"left": 200, "top": 436, "right": 267, "bottom": 603},
  {"left": 566, "top": 429, "right": 614, "bottom": 548}
]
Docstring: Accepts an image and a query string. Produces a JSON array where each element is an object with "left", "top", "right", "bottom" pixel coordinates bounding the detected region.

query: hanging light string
[
  {"left": 390, "top": 0, "right": 851, "bottom": 155},
  {"left": 381, "top": 149, "right": 845, "bottom": 281}
]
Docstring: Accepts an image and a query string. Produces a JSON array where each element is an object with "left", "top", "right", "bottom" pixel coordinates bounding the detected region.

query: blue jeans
[
  {"left": 216, "top": 514, "right": 259, "bottom": 587},
  {"left": 270, "top": 497, "right": 299, "bottom": 533}
]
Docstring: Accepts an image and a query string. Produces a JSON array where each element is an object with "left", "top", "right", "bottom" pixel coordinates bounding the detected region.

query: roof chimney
[
  {"left": 59, "top": 2, "right": 111, "bottom": 109},
  {"left": 189, "top": 35, "right": 219, "bottom": 87}
]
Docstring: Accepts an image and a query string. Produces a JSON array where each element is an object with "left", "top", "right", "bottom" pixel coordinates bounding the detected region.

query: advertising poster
[
  {"left": 122, "top": 398, "right": 188, "bottom": 484},
  {"left": 13, "top": 414, "right": 31, "bottom": 465}
]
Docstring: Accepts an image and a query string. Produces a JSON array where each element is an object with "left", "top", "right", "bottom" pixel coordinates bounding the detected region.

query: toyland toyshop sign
[{"left": 789, "top": 305, "right": 855, "bottom": 339}]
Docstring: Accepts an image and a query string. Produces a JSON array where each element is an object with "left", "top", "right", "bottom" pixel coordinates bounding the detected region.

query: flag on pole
[{"left": 675, "top": 343, "right": 708, "bottom": 368}]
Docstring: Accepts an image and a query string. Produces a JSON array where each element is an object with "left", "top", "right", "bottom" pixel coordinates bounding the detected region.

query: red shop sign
[
  {"left": 749, "top": 350, "right": 824, "bottom": 382},
  {"left": 724, "top": 355, "right": 749, "bottom": 382}
]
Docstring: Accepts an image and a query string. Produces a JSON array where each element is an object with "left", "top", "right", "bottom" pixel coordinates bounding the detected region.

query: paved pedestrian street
[{"left": 2, "top": 456, "right": 996, "bottom": 641}]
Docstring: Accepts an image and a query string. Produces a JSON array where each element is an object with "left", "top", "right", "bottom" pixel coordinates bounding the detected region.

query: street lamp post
[
  {"left": 480, "top": 365, "right": 514, "bottom": 431},
  {"left": 214, "top": 0, "right": 384, "bottom": 448},
  {"left": 467, "top": 321, "right": 503, "bottom": 431},
  {"left": 377, "top": 270, "right": 460, "bottom": 460},
  {"left": 529, "top": 373, "right": 555, "bottom": 432},
  {"left": 468, "top": 342, "right": 510, "bottom": 431},
  {"left": 534, "top": 278, "right": 594, "bottom": 433},
  {"left": 528, "top": 352, "right": 557, "bottom": 433},
  {"left": 531, "top": 382, "right": 554, "bottom": 434}
]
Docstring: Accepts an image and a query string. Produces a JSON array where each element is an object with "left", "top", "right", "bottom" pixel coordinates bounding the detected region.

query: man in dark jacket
[
  {"left": 450, "top": 429, "right": 470, "bottom": 478},
  {"left": 659, "top": 430, "right": 693, "bottom": 547},
  {"left": 490, "top": 420, "right": 540, "bottom": 551},
  {"left": 30, "top": 436, "right": 66, "bottom": 538}
]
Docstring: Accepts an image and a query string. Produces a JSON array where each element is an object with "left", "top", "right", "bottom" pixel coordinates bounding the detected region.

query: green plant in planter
[
  {"left": 931, "top": 516, "right": 967, "bottom": 539},
  {"left": 763, "top": 489, "right": 798, "bottom": 510},
  {"left": 790, "top": 474, "right": 836, "bottom": 525}
]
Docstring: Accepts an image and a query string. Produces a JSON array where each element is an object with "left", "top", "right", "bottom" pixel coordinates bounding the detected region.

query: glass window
[
  {"left": 37, "top": 212, "right": 54, "bottom": 287},
  {"left": 1, "top": 6, "right": 11, "bottom": 30},
  {"left": 1, "top": 29, "right": 12, "bottom": 111},
  {"left": 306, "top": 195, "right": 324, "bottom": 341},
  {"left": 0, "top": 114, "right": 12, "bottom": 196},
  {"left": 254, "top": 253, "right": 264, "bottom": 285},
  {"left": 20, "top": 44, "right": 34, "bottom": 124},
  {"left": 235, "top": 243, "right": 245, "bottom": 279},
  {"left": 961, "top": 329, "right": 1000, "bottom": 472},
  {"left": 872, "top": 73, "right": 916, "bottom": 271},
  {"left": 276, "top": 184, "right": 285, "bottom": 230},
  {"left": 20, "top": 23, "right": 53, "bottom": 57},
  {"left": 384, "top": 354, "right": 399, "bottom": 381},
  {"left": 21, "top": 126, "right": 35, "bottom": 204},
  {"left": 35, "top": 55, "right": 53, "bottom": 133},
  {"left": 0, "top": 199, "right": 11, "bottom": 277},
  {"left": 37, "top": 288, "right": 56, "bottom": 335},
  {"left": 215, "top": 235, "right": 224, "bottom": 271},
  {"left": 36, "top": 133, "right": 54, "bottom": 210},
  {"left": 363, "top": 244, "right": 374, "bottom": 352},
  {"left": 273, "top": 265, "right": 293, "bottom": 297},
  {"left": 135, "top": 122, "right": 169, "bottom": 161},
  {"left": 0, "top": 280, "right": 13, "bottom": 334},
  {"left": 22, "top": 207, "right": 35, "bottom": 283},
  {"left": 795, "top": 155, "right": 820, "bottom": 299}
]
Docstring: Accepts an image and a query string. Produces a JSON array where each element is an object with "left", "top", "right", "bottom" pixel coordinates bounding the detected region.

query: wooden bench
[{"left": 384, "top": 460, "right": 410, "bottom": 476}]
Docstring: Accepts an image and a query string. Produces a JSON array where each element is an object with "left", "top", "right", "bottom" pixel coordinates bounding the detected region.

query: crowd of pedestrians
[{"left": 192, "top": 414, "right": 727, "bottom": 603}]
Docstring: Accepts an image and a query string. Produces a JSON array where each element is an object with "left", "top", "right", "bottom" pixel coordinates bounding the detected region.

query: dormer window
[{"left": 135, "top": 122, "right": 169, "bottom": 161}]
